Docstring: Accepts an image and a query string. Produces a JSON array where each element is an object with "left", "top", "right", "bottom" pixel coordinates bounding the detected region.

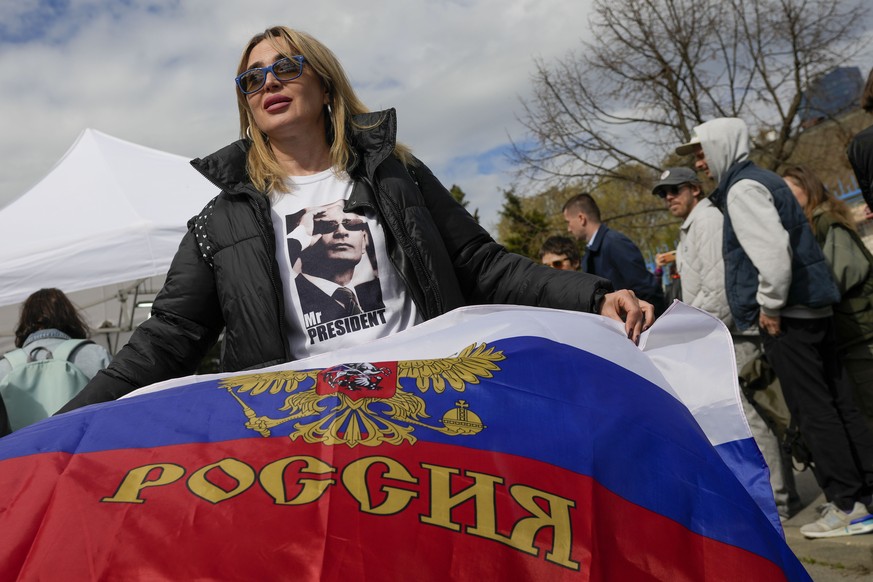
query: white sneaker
[{"left": 800, "top": 502, "right": 873, "bottom": 539}]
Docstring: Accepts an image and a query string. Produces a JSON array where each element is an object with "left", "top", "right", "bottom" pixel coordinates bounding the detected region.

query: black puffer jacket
[{"left": 60, "top": 109, "right": 612, "bottom": 411}]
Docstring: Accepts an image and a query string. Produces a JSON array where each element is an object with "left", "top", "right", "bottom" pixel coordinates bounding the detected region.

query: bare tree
[
  {"left": 512, "top": 0, "right": 868, "bottom": 186},
  {"left": 495, "top": 166, "right": 680, "bottom": 261}
]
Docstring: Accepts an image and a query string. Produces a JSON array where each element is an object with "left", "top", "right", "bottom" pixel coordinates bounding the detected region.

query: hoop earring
[{"left": 246, "top": 125, "right": 253, "bottom": 140}]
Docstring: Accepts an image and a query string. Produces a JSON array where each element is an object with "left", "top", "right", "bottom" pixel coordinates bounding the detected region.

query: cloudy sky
[{"left": 0, "top": 0, "right": 598, "bottom": 232}]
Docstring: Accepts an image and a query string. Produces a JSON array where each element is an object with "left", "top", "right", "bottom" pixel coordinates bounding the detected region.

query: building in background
[
  {"left": 778, "top": 66, "right": 873, "bottom": 250},
  {"left": 800, "top": 67, "right": 864, "bottom": 129}
]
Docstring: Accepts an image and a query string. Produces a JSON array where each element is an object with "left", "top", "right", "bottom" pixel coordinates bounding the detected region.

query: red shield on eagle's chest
[{"left": 316, "top": 362, "right": 397, "bottom": 401}]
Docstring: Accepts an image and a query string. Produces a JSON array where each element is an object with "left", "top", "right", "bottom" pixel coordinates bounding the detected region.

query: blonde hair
[{"left": 236, "top": 27, "right": 412, "bottom": 193}]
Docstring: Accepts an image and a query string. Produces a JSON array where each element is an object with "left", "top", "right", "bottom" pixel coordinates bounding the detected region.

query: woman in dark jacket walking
[
  {"left": 782, "top": 165, "right": 873, "bottom": 433},
  {"left": 60, "top": 26, "right": 652, "bottom": 412}
]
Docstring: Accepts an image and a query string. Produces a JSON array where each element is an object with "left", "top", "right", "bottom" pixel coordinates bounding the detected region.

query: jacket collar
[
  {"left": 681, "top": 198, "right": 714, "bottom": 232},
  {"left": 587, "top": 225, "right": 607, "bottom": 252},
  {"left": 190, "top": 109, "right": 399, "bottom": 194},
  {"left": 22, "top": 328, "right": 71, "bottom": 348},
  {"left": 346, "top": 109, "right": 397, "bottom": 180},
  {"left": 190, "top": 140, "right": 252, "bottom": 194}
]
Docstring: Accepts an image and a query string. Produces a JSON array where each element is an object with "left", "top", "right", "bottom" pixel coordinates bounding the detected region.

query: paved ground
[{"left": 784, "top": 469, "right": 873, "bottom": 581}]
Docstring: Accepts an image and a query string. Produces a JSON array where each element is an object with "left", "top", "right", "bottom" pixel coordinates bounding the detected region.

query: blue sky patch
[{"left": 450, "top": 142, "right": 517, "bottom": 175}]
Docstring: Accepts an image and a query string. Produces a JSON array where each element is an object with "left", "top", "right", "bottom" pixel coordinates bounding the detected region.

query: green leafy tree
[
  {"left": 497, "top": 189, "right": 553, "bottom": 258},
  {"left": 449, "top": 184, "right": 480, "bottom": 223},
  {"left": 497, "top": 165, "right": 681, "bottom": 263}
]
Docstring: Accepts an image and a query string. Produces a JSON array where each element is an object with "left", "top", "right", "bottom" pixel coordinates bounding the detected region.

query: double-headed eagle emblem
[{"left": 219, "top": 343, "right": 505, "bottom": 447}]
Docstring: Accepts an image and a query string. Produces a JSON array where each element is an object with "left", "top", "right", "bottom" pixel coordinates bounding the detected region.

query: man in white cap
[
  {"left": 676, "top": 118, "right": 873, "bottom": 538},
  {"left": 653, "top": 167, "right": 722, "bottom": 316},
  {"left": 653, "top": 166, "right": 796, "bottom": 522}
]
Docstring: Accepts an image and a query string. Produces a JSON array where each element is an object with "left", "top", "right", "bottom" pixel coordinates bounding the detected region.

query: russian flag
[{"left": 0, "top": 304, "right": 810, "bottom": 581}]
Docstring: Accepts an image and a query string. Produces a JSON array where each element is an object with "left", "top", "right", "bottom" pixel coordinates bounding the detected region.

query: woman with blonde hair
[
  {"left": 60, "top": 26, "right": 652, "bottom": 411},
  {"left": 782, "top": 165, "right": 873, "bottom": 431}
]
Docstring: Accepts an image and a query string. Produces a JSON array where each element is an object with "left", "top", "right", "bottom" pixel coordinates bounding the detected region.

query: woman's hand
[{"left": 598, "top": 290, "right": 654, "bottom": 345}]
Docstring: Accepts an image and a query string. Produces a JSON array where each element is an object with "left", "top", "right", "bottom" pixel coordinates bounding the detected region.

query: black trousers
[{"left": 762, "top": 316, "right": 873, "bottom": 510}]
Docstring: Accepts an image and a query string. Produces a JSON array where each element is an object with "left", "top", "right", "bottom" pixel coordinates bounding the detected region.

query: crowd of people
[
  {"left": 537, "top": 70, "right": 873, "bottom": 539},
  {"left": 1, "top": 24, "right": 872, "bottom": 545}
]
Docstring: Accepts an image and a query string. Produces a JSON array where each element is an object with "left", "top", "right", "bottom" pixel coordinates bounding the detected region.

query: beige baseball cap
[{"left": 675, "top": 134, "right": 701, "bottom": 156}]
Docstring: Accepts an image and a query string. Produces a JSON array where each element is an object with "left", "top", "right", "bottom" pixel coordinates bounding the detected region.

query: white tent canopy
[{"left": 0, "top": 129, "right": 218, "bottom": 353}]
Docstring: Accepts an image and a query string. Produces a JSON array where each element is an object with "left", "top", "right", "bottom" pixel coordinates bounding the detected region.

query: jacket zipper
[
  {"left": 347, "top": 178, "right": 423, "bottom": 305},
  {"left": 360, "top": 175, "right": 443, "bottom": 318}
]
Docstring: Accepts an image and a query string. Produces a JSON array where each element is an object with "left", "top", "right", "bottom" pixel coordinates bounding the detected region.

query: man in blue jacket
[{"left": 563, "top": 193, "right": 665, "bottom": 315}]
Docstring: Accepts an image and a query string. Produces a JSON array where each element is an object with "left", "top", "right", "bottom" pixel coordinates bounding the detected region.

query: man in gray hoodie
[
  {"left": 653, "top": 166, "right": 796, "bottom": 521},
  {"left": 676, "top": 117, "right": 873, "bottom": 538}
]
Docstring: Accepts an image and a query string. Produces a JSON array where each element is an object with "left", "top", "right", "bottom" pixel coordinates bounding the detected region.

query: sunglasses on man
[
  {"left": 312, "top": 218, "right": 367, "bottom": 236},
  {"left": 236, "top": 56, "right": 306, "bottom": 95},
  {"left": 655, "top": 184, "right": 690, "bottom": 199}
]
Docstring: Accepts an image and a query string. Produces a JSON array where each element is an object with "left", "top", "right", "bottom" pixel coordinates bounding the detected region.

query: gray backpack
[{"left": 0, "top": 339, "right": 91, "bottom": 431}]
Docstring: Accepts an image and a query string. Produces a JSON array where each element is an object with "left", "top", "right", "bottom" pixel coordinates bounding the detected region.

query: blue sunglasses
[{"left": 235, "top": 56, "right": 305, "bottom": 95}]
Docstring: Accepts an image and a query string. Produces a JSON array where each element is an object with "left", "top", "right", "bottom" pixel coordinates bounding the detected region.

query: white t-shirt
[{"left": 270, "top": 168, "right": 420, "bottom": 359}]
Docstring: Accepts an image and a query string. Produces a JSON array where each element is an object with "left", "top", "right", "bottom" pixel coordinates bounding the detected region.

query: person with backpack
[
  {"left": 0, "top": 288, "right": 111, "bottom": 432},
  {"left": 782, "top": 165, "right": 873, "bottom": 434}
]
